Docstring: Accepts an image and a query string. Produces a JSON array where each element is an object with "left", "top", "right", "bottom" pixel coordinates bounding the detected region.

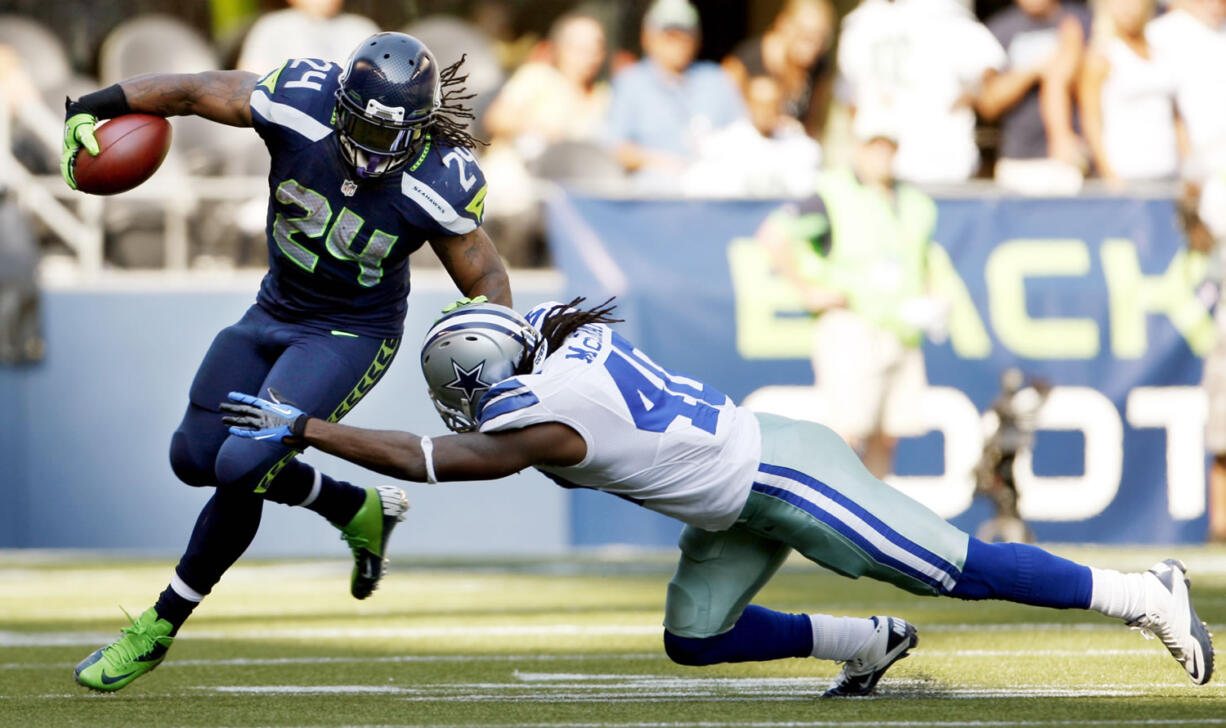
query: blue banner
[{"left": 544, "top": 191, "right": 1214, "bottom": 545}]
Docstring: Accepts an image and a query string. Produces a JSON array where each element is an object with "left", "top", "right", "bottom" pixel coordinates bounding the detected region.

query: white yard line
[{"left": 6, "top": 620, "right": 1195, "bottom": 648}]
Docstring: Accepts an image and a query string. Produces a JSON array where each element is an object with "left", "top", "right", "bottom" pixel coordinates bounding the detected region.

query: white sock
[
  {"left": 1088, "top": 567, "right": 1148, "bottom": 621},
  {"left": 170, "top": 573, "right": 205, "bottom": 603},
  {"left": 808, "top": 614, "right": 878, "bottom": 661}
]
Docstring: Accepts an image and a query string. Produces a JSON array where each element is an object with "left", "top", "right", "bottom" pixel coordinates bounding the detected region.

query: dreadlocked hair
[
  {"left": 515, "top": 297, "right": 622, "bottom": 375},
  {"left": 426, "top": 55, "right": 486, "bottom": 153}
]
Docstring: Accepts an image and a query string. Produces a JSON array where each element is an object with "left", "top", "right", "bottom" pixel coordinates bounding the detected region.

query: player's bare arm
[
  {"left": 298, "top": 419, "right": 585, "bottom": 482},
  {"left": 62, "top": 71, "right": 257, "bottom": 189},
  {"left": 119, "top": 71, "right": 258, "bottom": 127},
  {"left": 430, "top": 227, "right": 512, "bottom": 307},
  {"left": 219, "top": 390, "right": 583, "bottom": 481}
]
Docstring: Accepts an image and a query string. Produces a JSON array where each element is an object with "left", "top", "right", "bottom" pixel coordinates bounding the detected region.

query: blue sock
[
  {"left": 951, "top": 538, "right": 1093, "bottom": 609},
  {"left": 664, "top": 605, "right": 813, "bottom": 666}
]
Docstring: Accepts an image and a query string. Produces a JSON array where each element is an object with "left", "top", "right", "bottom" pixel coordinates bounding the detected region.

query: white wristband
[{"left": 420, "top": 435, "right": 438, "bottom": 484}]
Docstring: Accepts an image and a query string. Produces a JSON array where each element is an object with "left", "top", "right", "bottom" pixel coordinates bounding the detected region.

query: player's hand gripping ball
[{"left": 68, "top": 114, "right": 172, "bottom": 195}]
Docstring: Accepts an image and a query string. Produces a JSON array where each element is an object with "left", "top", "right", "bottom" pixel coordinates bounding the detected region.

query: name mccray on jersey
[
  {"left": 249, "top": 58, "right": 488, "bottom": 338},
  {"left": 476, "top": 303, "right": 763, "bottom": 532}
]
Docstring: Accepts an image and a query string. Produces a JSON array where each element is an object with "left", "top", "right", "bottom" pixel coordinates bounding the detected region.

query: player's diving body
[
  {"left": 62, "top": 33, "right": 510, "bottom": 691},
  {"left": 223, "top": 299, "right": 1214, "bottom": 696}
]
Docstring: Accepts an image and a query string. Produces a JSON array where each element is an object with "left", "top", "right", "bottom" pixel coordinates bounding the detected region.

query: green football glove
[
  {"left": 441, "top": 295, "right": 489, "bottom": 315},
  {"left": 61, "top": 112, "right": 100, "bottom": 190}
]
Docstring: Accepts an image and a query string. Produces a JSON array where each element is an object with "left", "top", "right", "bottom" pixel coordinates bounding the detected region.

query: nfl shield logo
[{"left": 341, "top": 179, "right": 357, "bottom": 197}]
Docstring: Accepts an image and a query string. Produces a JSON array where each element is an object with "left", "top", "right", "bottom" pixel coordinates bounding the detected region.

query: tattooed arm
[
  {"left": 430, "top": 227, "right": 512, "bottom": 307},
  {"left": 119, "top": 71, "right": 259, "bottom": 127}
]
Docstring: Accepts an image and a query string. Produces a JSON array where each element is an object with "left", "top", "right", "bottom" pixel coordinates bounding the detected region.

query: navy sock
[
  {"left": 308, "top": 474, "right": 367, "bottom": 526},
  {"left": 260, "top": 460, "right": 366, "bottom": 525},
  {"left": 153, "top": 585, "right": 197, "bottom": 635},
  {"left": 664, "top": 605, "right": 813, "bottom": 666},
  {"left": 951, "top": 538, "right": 1093, "bottom": 608}
]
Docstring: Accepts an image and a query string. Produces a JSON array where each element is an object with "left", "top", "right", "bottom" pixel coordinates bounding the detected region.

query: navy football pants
[{"left": 167, "top": 304, "right": 399, "bottom": 594}]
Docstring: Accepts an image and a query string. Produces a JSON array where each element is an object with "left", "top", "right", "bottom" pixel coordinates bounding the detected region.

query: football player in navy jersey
[
  {"left": 61, "top": 33, "right": 511, "bottom": 691},
  {"left": 222, "top": 299, "right": 1214, "bottom": 696}
]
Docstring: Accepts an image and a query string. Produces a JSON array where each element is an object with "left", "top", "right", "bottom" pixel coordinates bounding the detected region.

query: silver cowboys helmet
[{"left": 421, "top": 302, "right": 544, "bottom": 432}]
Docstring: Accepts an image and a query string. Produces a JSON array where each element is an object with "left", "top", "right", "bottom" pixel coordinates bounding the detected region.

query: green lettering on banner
[
  {"left": 727, "top": 238, "right": 814, "bottom": 359},
  {"left": 727, "top": 238, "right": 989, "bottom": 359},
  {"left": 986, "top": 239, "right": 1099, "bottom": 359},
  {"left": 927, "top": 243, "right": 991, "bottom": 359},
  {"left": 1099, "top": 239, "right": 1214, "bottom": 358}
]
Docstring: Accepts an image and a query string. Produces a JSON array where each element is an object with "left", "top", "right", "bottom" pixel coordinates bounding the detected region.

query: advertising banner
[{"left": 545, "top": 191, "right": 1214, "bottom": 545}]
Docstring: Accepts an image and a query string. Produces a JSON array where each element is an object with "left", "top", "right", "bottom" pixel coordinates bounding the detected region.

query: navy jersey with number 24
[{"left": 249, "top": 58, "right": 488, "bottom": 338}]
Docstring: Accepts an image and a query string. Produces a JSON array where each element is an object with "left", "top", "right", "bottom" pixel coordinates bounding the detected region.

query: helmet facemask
[
  {"left": 420, "top": 304, "right": 543, "bottom": 433},
  {"left": 333, "top": 33, "right": 443, "bottom": 179},
  {"left": 334, "top": 90, "right": 434, "bottom": 178}
]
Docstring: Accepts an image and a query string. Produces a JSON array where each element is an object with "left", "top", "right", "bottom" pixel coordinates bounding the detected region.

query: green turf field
[{"left": 3, "top": 546, "right": 1226, "bottom": 728}]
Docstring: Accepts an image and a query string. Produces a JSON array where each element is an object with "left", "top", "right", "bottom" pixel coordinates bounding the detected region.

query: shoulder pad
[
  {"left": 250, "top": 59, "right": 339, "bottom": 142},
  {"left": 400, "top": 142, "right": 488, "bottom": 236}
]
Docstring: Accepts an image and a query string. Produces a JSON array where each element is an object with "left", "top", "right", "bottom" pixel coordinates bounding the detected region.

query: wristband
[
  {"left": 65, "top": 84, "right": 132, "bottom": 121},
  {"left": 420, "top": 435, "right": 438, "bottom": 484},
  {"left": 290, "top": 414, "right": 310, "bottom": 438}
]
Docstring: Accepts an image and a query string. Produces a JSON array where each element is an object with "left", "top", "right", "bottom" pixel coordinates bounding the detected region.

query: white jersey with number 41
[{"left": 476, "top": 302, "right": 762, "bottom": 532}]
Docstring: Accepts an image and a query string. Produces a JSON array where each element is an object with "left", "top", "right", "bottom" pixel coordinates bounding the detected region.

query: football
[{"left": 73, "top": 113, "right": 173, "bottom": 195}]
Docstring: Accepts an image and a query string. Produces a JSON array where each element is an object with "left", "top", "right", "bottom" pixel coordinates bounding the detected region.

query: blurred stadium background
[
  {"left": 3, "top": 0, "right": 1226, "bottom": 723},
  {"left": 1, "top": 0, "right": 1223, "bottom": 554}
]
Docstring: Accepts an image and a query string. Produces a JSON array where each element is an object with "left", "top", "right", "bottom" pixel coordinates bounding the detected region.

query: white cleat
[
  {"left": 823, "top": 616, "right": 918, "bottom": 697},
  {"left": 1128, "top": 559, "right": 1214, "bottom": 684}
]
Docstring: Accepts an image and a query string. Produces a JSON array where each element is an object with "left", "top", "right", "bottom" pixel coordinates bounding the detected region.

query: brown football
[{"left": 73, "top": 113, "right": 173, "bottom": 195}]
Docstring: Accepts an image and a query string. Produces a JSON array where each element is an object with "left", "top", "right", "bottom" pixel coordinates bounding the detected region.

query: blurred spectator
[
  {"left": 722, "top": 0, "right": 835, "bottom": 139},
  {"left": 485, "top": 13, "right": 610, "bottom": 157},
  {"left": 0, "top": 44, "right": 45, "bottom": 364},
  {"left": 466, "top": 0, "right": 539, "bottom": 72},
  {"left": 1078, "top": 0, "right": 1178, "bottom": 184},
  {"left": 481, "top": 12, "right": 611, "bottom": 266},
  {"left": 0, "top": 41, "right": 60, "bottom": 172},
  {"left": 754, "top": 115, "right": 943, "bottom": 478},
  {"left": 837, "top": 0, "right": 1005, "bottom": 185},
  {"left": 981, "top": 0, "right": 1092, "bottom": 193},
  {"left": 1188, "top": 170, "right": 1226, "bottom": 542},
  {"left": 1147, "top": 0, "right": 1226, "bottom": 184},
  {"left": 681, "top": 74, "right": 822, "bottom": 195},
  {"left": 237, "top": 0, "right": 379, "bottom": 72},
  {"left": 604, "top": 0, "right": 746, "bottom": 187}
]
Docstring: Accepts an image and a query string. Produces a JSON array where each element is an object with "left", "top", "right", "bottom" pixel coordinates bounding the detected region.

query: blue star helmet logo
[{"left": 444, "top": 359, "right": 491, "bottom": 402}]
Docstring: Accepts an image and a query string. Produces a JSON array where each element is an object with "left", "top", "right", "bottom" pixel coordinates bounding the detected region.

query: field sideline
[{"left": 3, "top": 546, "right": 1226, "bottom": 727}]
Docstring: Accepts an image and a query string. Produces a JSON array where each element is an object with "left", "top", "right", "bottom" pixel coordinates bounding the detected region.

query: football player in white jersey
[{"left": 222, "top": 298, "right": 1215, "bottom": 695}]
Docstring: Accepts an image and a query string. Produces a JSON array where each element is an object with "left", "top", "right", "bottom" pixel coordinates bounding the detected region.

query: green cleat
[
  {"left": 74, "top": 607, "right": 174, "bottom": 692},
  {"left": 336, "top": 485, "right": 410, "bottom": 599}
]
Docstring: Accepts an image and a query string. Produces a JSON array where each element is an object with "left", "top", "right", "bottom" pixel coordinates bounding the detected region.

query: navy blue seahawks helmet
[{"left": 335, "top": 32, "right": 440, "bottom": 178}]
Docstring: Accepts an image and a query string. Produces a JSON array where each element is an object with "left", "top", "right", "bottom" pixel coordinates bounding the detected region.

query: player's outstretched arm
[
  {"left": 430, "top": 227, "right": 512, "bottom": 308},
  {"left": 118, "top": 71, "right": 259, "bottom": 127},
  {"left": 62, "top": 71, "right": 258, "bottom": 188},
  {"left": 299, "top": 419, "right": 585, "bottom": 483},
  {"left": 221, "top": 392, "right": 584, "bottom": 482}
]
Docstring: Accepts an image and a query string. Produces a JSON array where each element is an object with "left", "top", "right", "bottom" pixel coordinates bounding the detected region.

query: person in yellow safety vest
[{"left": 755, "top": 113, "right": 947, "bottom": 478}]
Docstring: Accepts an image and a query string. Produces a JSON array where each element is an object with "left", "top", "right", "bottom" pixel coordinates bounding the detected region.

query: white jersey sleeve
[{"left": 476, "top": 312, "right": 761, "bottom": 531}]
